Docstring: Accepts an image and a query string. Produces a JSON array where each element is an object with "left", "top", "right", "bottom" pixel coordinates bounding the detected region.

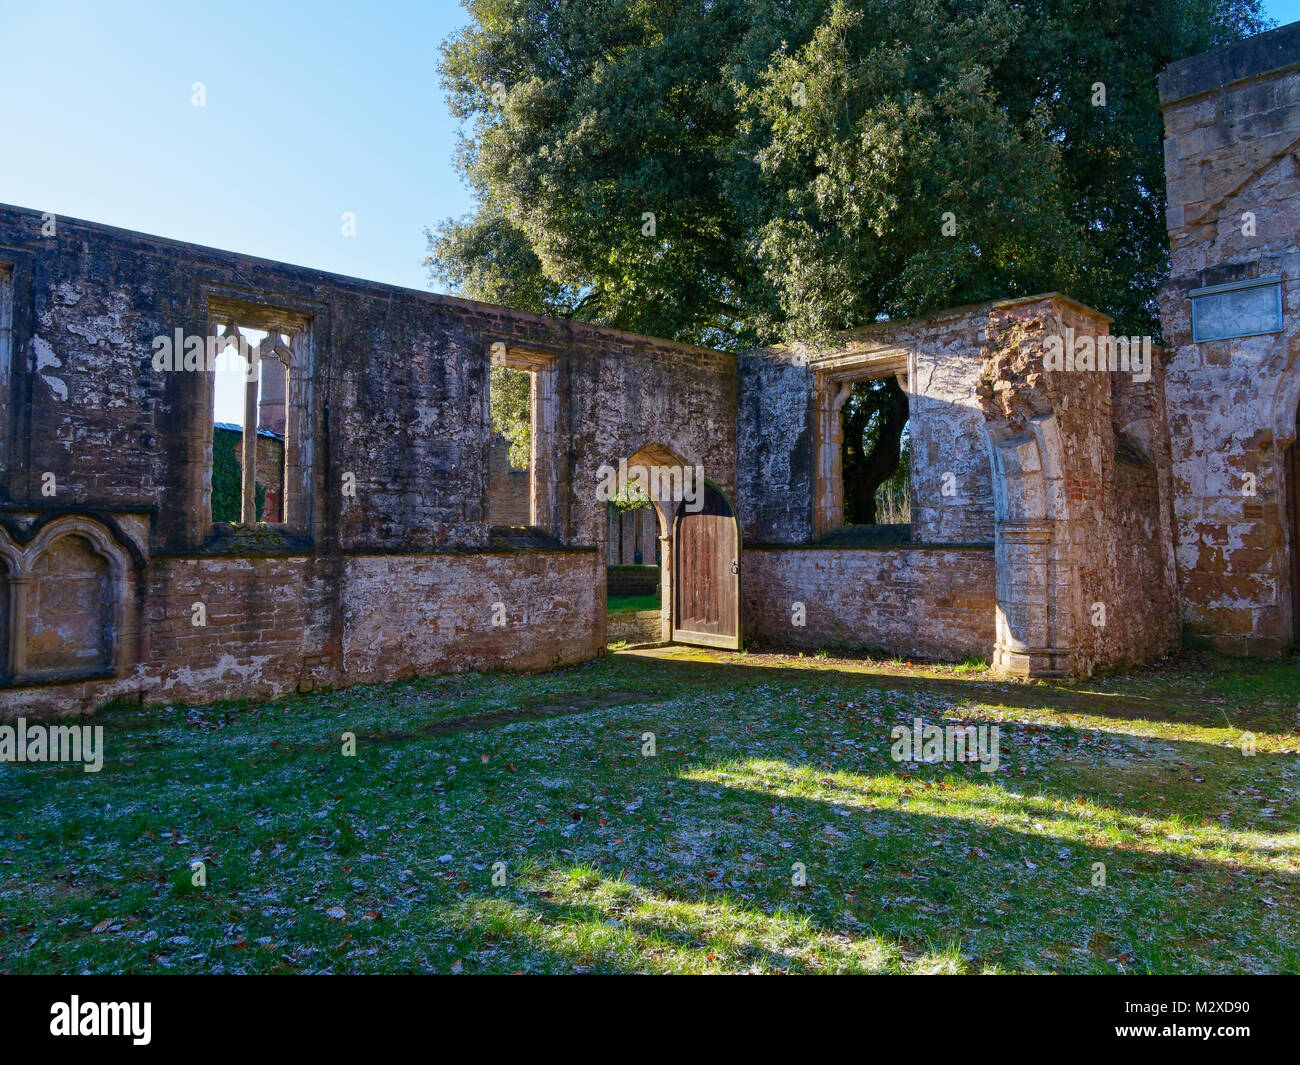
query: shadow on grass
[{"left": 435, "top": 756, "right": 1300, "bottom": 974}]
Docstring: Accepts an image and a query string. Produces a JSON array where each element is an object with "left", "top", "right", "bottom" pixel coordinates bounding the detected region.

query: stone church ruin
[{"left": 1, "top": 23, "right": 1297, "bottom": 717}]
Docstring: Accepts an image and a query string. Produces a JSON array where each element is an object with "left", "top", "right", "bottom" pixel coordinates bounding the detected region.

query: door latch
[{"left": 730, "top": 559, "right": 739, "bottom": 575}]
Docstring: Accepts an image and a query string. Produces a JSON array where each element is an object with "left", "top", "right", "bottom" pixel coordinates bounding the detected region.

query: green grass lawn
[
  {"left": 1, "top": 648, "right": 1297, "bottom": 974},
  {"left": 606, "top": 594, "right": 661, "bottom": 614}
]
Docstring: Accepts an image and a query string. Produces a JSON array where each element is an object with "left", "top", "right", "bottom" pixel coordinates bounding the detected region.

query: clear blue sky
[
  {"left": 1, "top": 0, "right": 1298, "bottom": 297},
  {"left": 0, "top": 0, "right": 472, "bottom": 293}
]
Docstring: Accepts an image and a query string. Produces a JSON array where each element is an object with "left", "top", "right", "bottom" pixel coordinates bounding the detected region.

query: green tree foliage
[
  {"left": 430, "top": 0, "right": 1266, "bottom": 503},
  {"left": 429, "top": 0, "right": 1266, "bottom": 348},
  {"left": 490, "top": 366, "right": 532, "bottom": 468},
  {"left": 609, "top": 479, "right": 654, "bottom": 514}
]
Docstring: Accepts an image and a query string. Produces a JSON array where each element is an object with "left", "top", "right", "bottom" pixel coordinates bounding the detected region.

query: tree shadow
[{"left": 436, "top": 757, "right": 1300, "bottom": 974}]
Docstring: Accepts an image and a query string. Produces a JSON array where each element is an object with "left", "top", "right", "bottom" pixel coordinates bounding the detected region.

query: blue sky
[
  {"left": 0, "top": 0, "right": 473, "bottom": 293},
  {"left": 1, "top": 0, "right": 1298, "bottom": 300}
]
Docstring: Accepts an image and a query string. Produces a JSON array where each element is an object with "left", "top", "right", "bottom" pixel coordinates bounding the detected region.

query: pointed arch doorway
[{"left": 604, "top": 445, "right": 742, "bottom": 651}]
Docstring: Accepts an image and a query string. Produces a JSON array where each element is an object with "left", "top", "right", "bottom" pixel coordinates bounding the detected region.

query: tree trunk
[{"left": 842, "top": 377, "right": 908, "bottom": 525}]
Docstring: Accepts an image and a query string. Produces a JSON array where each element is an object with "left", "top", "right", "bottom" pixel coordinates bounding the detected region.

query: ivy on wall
[{"left": 212, "top": 427, "right": 265, "bottom": 523}]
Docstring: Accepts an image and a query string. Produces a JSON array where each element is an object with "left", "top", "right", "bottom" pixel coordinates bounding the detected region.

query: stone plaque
[{"left": 1190, "top": 278, "right": 1283, "bottom": 342}]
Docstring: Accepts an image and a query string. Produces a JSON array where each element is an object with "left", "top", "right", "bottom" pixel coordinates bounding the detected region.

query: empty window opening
[
  {"left": 488, "top": 364, "right": 532, "bottom": 528},
  {"left": 486, "top": 345, "right": 558, "bottom": 537},
  {"left": 841, "top": 376, "right": 911, "bottom": 527},
  {"left": 209, "top": 317, "right": 299, "bottom": 526}
]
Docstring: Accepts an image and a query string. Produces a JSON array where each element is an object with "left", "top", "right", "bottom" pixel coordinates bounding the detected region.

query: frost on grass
[{"left": 0, "top": 650, "right": 1296, "bottom": 974}]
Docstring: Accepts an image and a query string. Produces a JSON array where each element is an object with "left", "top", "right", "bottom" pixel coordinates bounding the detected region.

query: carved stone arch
[
  {"left": 1260, "top": 333, "right": 1300, "bottom": 448},
  {"left": 983, "top": 414, "right": 1078, "bottom": 678},
  {"left": 1265, "top": 337, "right": 1300, "bottom": 644},
  {"left": 0, "top": 526, "right": 23, "bottom": 574},
  {"left": 22, "top": 514, "right": 134, "bottom": 581},
  {"left": 11, "top": 515, "right": 136, "bottom": 680}
]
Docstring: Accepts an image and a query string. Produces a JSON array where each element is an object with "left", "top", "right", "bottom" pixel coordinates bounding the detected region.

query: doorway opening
[{"left": 605, "top": 480, "right": 665, "bottom": 648}]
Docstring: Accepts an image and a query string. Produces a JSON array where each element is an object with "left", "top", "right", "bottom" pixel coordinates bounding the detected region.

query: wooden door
[{"left": 672, "top": 482, "right": 740, "bottom": 649}]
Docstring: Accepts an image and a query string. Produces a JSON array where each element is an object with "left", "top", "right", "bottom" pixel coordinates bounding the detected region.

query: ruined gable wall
[{"left": 1158, "top": 21, "right": 1300, "bottom": 654}]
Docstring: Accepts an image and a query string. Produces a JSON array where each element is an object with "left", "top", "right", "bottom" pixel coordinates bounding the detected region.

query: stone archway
[
  {"left": 603, "top": 442, "right": 724, "bottom": 647},
  {"left": 984, "top": 415, "right": 1077, "bottom": 678}
]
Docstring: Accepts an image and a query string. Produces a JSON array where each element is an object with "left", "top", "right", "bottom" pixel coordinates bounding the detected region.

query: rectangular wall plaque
[{"left": 1189, "top": 275, "right": 1283, "bottom": 342}]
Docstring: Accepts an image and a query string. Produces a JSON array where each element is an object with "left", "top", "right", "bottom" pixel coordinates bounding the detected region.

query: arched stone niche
[{"left": 0, "top": 515, "right": 136, "bottom": 683}]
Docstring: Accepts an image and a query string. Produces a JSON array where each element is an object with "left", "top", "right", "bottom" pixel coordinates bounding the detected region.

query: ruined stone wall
[
  {"left": 0, "top": 193, "right": 1194, "bottom": 703},
  {"left": 0, "top": 205, "right": 725, "bottom": 716},
  {"left": 980, "top": 296, "right": 1180, "bottom": 674},
  {"left": 561, "top": 326, "right": 737, "bottom": 547},
  {"left": 0, "top": 547, "right": 599, "bottom": 714},
  {"left": 737, "top": 294, "right": 1178, "bottom": 675},
  {"left": 742, "top": 545, "right": 995, "bottom": 662},
  {"left": 737, "top": 350, "right": 814, "bottom": 544},
  {"left": 1157, "top": 21, "right": 1300, "bottom": 655},
  {"left": 738, "top": 305, "right": 995, "bottom": 547},
  {"left": 339, "top": 551, "right": 601, "bottom": 683}
]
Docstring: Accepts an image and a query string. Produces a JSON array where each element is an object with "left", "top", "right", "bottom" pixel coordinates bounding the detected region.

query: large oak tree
[{"left": 429, "top": 0, "right": 1267, "bottom": 507}]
